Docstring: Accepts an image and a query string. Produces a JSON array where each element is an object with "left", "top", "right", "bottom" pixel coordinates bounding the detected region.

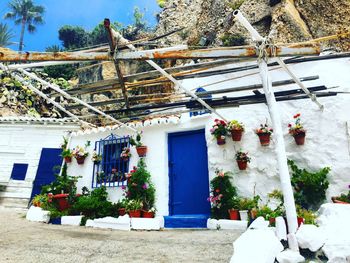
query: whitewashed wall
[
  {"left": 68, "top": 57, "right": 350, "bottom": 216},
  {"left": 0, "top": 124, "right": 77, "bottom": 183}
]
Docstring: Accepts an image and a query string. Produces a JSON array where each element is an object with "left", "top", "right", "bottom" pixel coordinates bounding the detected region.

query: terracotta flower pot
[
  {"left": 293, "top": 132, "right": 306, "bottom": 145},
  {"left": 128, "top": 209, "right": 141, "bottom": 218},
  {"left": 118, "top": 208, "right": 126, "bottom": 216},
  {"left": 142, "top": 210, "right": 155, "bottom": 218},
  {"left": 331, "top": 197, "right": 350, "bottom": 204},
  {"left": 136, "top": 146, "right": 148, "bottom": 157},
  {"left": 231, "top": 129, "right": 243, "bottom": 141},
  {"left": 76, "top": 156, "right": 86, "bottom": 165},
  {"left": 297, "top": 217, "right": 304, "bottom": 227},
  {"left": 257, "top": 133, "right": 271, "bottom": 146},
  {"left": 237, "top": 160, "right": 248, "bottom": 170},
  {"left": 64, "top": 156, "right": 72, "bottom": 163},
  {"left": 216, "top": 137, "right": 226, "bottom": 145},
  {"left": 228, "top": 209, "right": 240, "bottom": 220},
  {"left": 269, "top": 217, "right": 276, "bottom": 226},
  {"left": 52, "top": 193, "right": 70, "bottom": 211}
]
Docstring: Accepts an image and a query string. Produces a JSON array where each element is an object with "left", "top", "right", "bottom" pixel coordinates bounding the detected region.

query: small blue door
[
  {"left": 168, "top": 129, "right": 210, "bottom": 215},
  {"left": 30, "top": 148, "right": 62, "bottom": 199}
]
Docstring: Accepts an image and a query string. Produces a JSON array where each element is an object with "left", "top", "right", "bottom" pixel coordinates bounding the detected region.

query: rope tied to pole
[{"left": 256, "top": 36, "right": 277, "bottom": 63}]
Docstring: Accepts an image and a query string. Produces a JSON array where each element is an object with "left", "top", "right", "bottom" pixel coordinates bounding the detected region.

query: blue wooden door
[
  {"left": 168, "top": 129, "right": 210, "bottom": 215},
  {"left": 30, "top": 148, "right": 62, "bottom": 199}
]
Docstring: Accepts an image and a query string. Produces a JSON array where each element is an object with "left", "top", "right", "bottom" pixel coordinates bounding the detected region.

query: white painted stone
[
  {"left": 131, "top": 217, "right": 163, "bottom": 230},
  {"left": 275, "top": 216, "right": 287, "bottom": 241},
  {"left": 276, "top": 249, "right": 305, "bottom": 263},
  {"left": 26, "top": 206, "right": 50, "bottom": 223},
  {"left": 61, "top": 215, "right": 84, "bottom": 226},
  {"left": 207, "top": 218, "right": 219, "bottom": 230},
  {"left": 230, "top": 228, "right": 284, "bottom": 263},
  {"left": 295, "top": 224, "right": 325, "bottom": 252},
  {"left": 218, "top": 219, "right": 248, "bottom": 230},
  {"left": 92, "top": 216, "right": 131, "bottom": 231},
  {"left": 85, "top": 219, "right": 95, "bottom": 227},
  {"left": 287, "top": 233, "right": 299, "bottom": 252},
  {"left": 239, "top": 210, "right": 249, "bottom": 221},
  {"left": 248, "top": 216, "right": 269, "bottom": 229}
]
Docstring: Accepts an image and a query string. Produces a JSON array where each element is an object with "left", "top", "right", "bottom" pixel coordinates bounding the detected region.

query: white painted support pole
[
  {"left": 16, "top": 68, "right": 137, "bottom": 133},
  {"left": 275, "top": 58, "right": 324, "bottom": 110},
  {"left": 110, "top": 29, "right": 228, "bottom": 122},
  {"left": 0, "top": 63, "right": 93, "bottom": 128},
  {"left": 233, "top": 10, "right": 298, "bottom": 235}
]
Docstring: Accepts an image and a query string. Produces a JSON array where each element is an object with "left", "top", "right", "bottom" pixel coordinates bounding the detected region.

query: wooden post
[{"left": 233, "top": 10, "right": 299, "bottom": 236}]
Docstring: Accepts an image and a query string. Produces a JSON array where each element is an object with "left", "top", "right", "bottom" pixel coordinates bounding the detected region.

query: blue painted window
[
  {"left": 190, "top": 87, "right": 212, "bottom": 117},
  {"left": 11, "top": 163, "right": 28, "bottom": 180},
  {"left": 92, "top": 134, "right": 130, "bottom": 188}
]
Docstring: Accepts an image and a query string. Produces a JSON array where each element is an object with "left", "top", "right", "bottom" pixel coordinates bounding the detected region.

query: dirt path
[{"left": 0, "top": 208, "right": 243, "bottom": 263}]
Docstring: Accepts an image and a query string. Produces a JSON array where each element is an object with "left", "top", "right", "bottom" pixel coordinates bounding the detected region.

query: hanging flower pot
[
  {"left": 128, "top": 209, "right": 141, "bottom": 218},
  {"left": 142, "top": 210, "right": 155, "bottom": 218},
  {"left": 136, "top": 146, "right": 148, "bottom": 157},
  {"left": 231, "top": 129, "right": 243, "bottom": 141},
  {"left": 228, "top": 209, "right": 240, "bottom": 220},
  {"left": 76, "top": 156, "right": 86, "bottom": 165},
  {"left": 237, "top": 160, "right": 248, "bottom": 170},
  {"left": 257, "top": 133, "right": 271, "bottom": 146},
  {"left": 216, "top": 136, "right": 226, "bottom": 145},
  {"left": 64, "top": 156, "right": 72, "bottom": 163},
  {"left": 293, "top": 132, "right": 306, "bottom": 145}
]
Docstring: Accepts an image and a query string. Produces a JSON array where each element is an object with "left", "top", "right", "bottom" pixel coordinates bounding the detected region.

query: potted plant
[
  {"left": 228, "top": 197, "right": 240, "bottom": 220},
  {"left": 32, "top": 194, "right": 49, "bottom": 208},
  {"left": 130, "top": 132, "right": 147, "bottom": 157},
  {"left": 61, "top": 148, "right": 73, "bottom": 163},
  {"left": 208, "top": 169, "right": 238, "bottom": 219},
  {"left": 227, "top": 120, "right": 244, "bottom": 141},
  {"left": 288, "top": 113, "right": 306, "bottom": 145},
  {"left": 72, "top": 145, "right": 89, "bottom": 165},
  {"left": 120, "top": 147, "right": 131, "bottom": 161},
  {"left": 91, "top": 151, "right": 102, "bottom": 164},
  {"left": 126, "top": 199, "right": 143, "bottom": 218},
  {"left": 237, "top": 196, "right": 260, "bottom": 221},
  {"left": 142, "top": 207, "right": 156, "bottom": 218},
  {"left": 255, "top": 122, "right": 273, "bottom": 146},
  {"left": 210, "top": 119, "right": 228, "bottom": 145},
  {"left": 117, "top": 198, "right": 128, "bottom": 216},
  {"left": 297, "top": 207, "right": 317, "bottom": 226},
  {"left": 235, "top": 150, "right": 251, "bottom": 170}
]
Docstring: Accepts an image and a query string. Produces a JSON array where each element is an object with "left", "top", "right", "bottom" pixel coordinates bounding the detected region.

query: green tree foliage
[
  {"left": 123, "top": 7, "right": 149, "bottom": 40},
  {"left": 157, "top": 0, "right": 167, "bottom": 8},
  {"left": 209, "top": 170, "right": 237, "bottom": 219},
  {"left": 0, "top": 23, "right": 14, "bottom": 47},
  {"left": 288, "top": 159, "right": 330, "bottom": 210},
  {"left": 4, "top": 0, "right": 45, "bottom": 51},
  {"left": 58, "top": 25, "right": 88, "bottom": 50}
]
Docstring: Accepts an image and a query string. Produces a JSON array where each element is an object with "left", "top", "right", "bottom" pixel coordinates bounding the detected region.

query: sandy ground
[{"left": 0, "top": 208, "right": 243, "bottom": 263}]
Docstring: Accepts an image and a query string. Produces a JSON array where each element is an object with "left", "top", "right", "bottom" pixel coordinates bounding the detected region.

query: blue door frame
[{"left": 168, "top": 129, "right": 210, "bottom": 216}]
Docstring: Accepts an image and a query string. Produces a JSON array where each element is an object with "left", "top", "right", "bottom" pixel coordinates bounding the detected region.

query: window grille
[
  {"left": 190, "top": 87, "right": 212, "bottom": 117},
  {"left": 92, "top": 134, "right": 130, "bottom": 188}
]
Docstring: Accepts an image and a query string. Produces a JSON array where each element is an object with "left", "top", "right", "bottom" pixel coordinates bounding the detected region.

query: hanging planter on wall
[
  {"left": 235, "top": 150, "right": 251, "bottom": 171},
  {"left": 293, "top": 132, "right": 306, "bottom": 145},
  {"left": 210, "top": 119, "right": 228, "bottom": 146},
  {"left": 288, "top": 113, "right": 306, "bottom": 145},
  {"left": 136, "top": 146, "right": 148, "bottom": 157},
  {"left": 216, "top": 136, "right": 226, "bottom": 145},
  {"left": 75, "top": 156, "right": 86, "bottom": 165},
  {"left": 64, "top": 156, "right": 72, "bottom": 163},
  {"left": 227, "top": 120, "right": 245, "bottom": 142},
  {"left": 255, "top": 123, "right": 273, "bottom": 146}
]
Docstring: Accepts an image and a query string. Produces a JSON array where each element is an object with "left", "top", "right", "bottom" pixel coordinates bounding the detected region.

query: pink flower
[
  {"left": 121, "top": 185, "right": 126, "bottom": 190},
  {"left": 142, "top": 183, "right": 149, "bottom": 190}
]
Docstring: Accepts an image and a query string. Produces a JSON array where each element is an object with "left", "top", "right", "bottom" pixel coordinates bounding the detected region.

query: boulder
[
  {"left": 295, "top": 224, "right": 325, "bottom": 252},
  {"left": 61, "top": 215, "right": 84, "bottom": 226},
  {"left": 207, "top": 218, "right": 219, "bottom": 230},
  {"left": 26, "top": 206, "right": 50, "bottom": 223},
  {"left": 248, "top": 216, "right": 269, "bottom": 230},
  {"left": 276, "top": 249, "right": 305, "bottom": 263},
  {"left": 230, "top": 228, "right": 284, "bottom": 263}
]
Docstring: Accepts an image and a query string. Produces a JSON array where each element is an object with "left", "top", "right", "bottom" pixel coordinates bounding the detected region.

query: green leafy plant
[
  {"left": 297, "top": 207, "right": 317, "bottom": 225},
  {"left": 255, "top": 123, "right": 273, "bottom": 135},
  {"left": 256, "top": 205, "right": 283, "bottom": 220},
  {"left": 129, "top": 132, "right": 144, "bottom": 147},
  {"left": 126, "top": 199, "right": 143, "bottom": 211},
  {"left": 210, "top": 119, "right": 228, "bottom": 139},
  {"left": 238, "top": 196, "right": 260, "bottom": 211},
  {"left": 227, "top": 120, "right": 245, "bottom": 132},
  {"left": 124, "top": 159, "right": 156, "bottom": 211},
  {"left": 288, "top": 160, "right": 330, "bottom": 210},
  {"left": 288, "top": 113, "right": 305, "bottom": 136},
  {"left": 235, "top": 150, "right": 251, "bottom": 163},
  {"left": 208, "top": 169, "right": 238, "bottom": 219},
  {"left": 61, "top": 148, "right": 72, "bottom": 158},
  {"left": 221, "top": 33, "right": 246, "bottom": 47}
]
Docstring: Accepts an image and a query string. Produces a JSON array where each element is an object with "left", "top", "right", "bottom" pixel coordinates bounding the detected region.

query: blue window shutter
[{"left": 11, "top": 163, "right": 29, "bottom": 180}]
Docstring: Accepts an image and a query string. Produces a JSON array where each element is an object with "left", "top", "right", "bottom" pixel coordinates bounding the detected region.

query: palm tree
[
  {"left": 0, "top": 23, "right": 14, "bottom": 47},
  {"left": 4, "top": 0, "right": 45, "bottom": 51}
]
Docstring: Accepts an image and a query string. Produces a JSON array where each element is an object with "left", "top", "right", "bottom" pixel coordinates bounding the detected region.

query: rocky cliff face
[{"left": 155, "top": 0, "right": 350, "bottom": 51}]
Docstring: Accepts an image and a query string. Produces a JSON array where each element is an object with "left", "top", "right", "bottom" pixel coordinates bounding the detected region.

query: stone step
[
  {"left": 164, "top": 214, "right": 209, "bottom": 228},
  {"left": 0, "top": 197, "right": 30, "bottom": 209},
  {"left": 0, "top": 185, "right": 32, "bottom": 199}
]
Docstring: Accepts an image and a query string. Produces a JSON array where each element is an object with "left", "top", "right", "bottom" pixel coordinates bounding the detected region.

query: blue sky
[{"left": 0, "top": 0, "right": 161, "bottom": 51}]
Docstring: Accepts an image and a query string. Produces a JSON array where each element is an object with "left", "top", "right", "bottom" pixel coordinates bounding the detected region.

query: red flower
[{"left": 288, "top": 123, "right": 292, "bottom": 127}]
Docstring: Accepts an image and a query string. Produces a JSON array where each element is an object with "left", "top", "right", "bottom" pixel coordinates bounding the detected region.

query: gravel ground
[{"left": 0, "top": 208, "right": 243, "bottom": 263}]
